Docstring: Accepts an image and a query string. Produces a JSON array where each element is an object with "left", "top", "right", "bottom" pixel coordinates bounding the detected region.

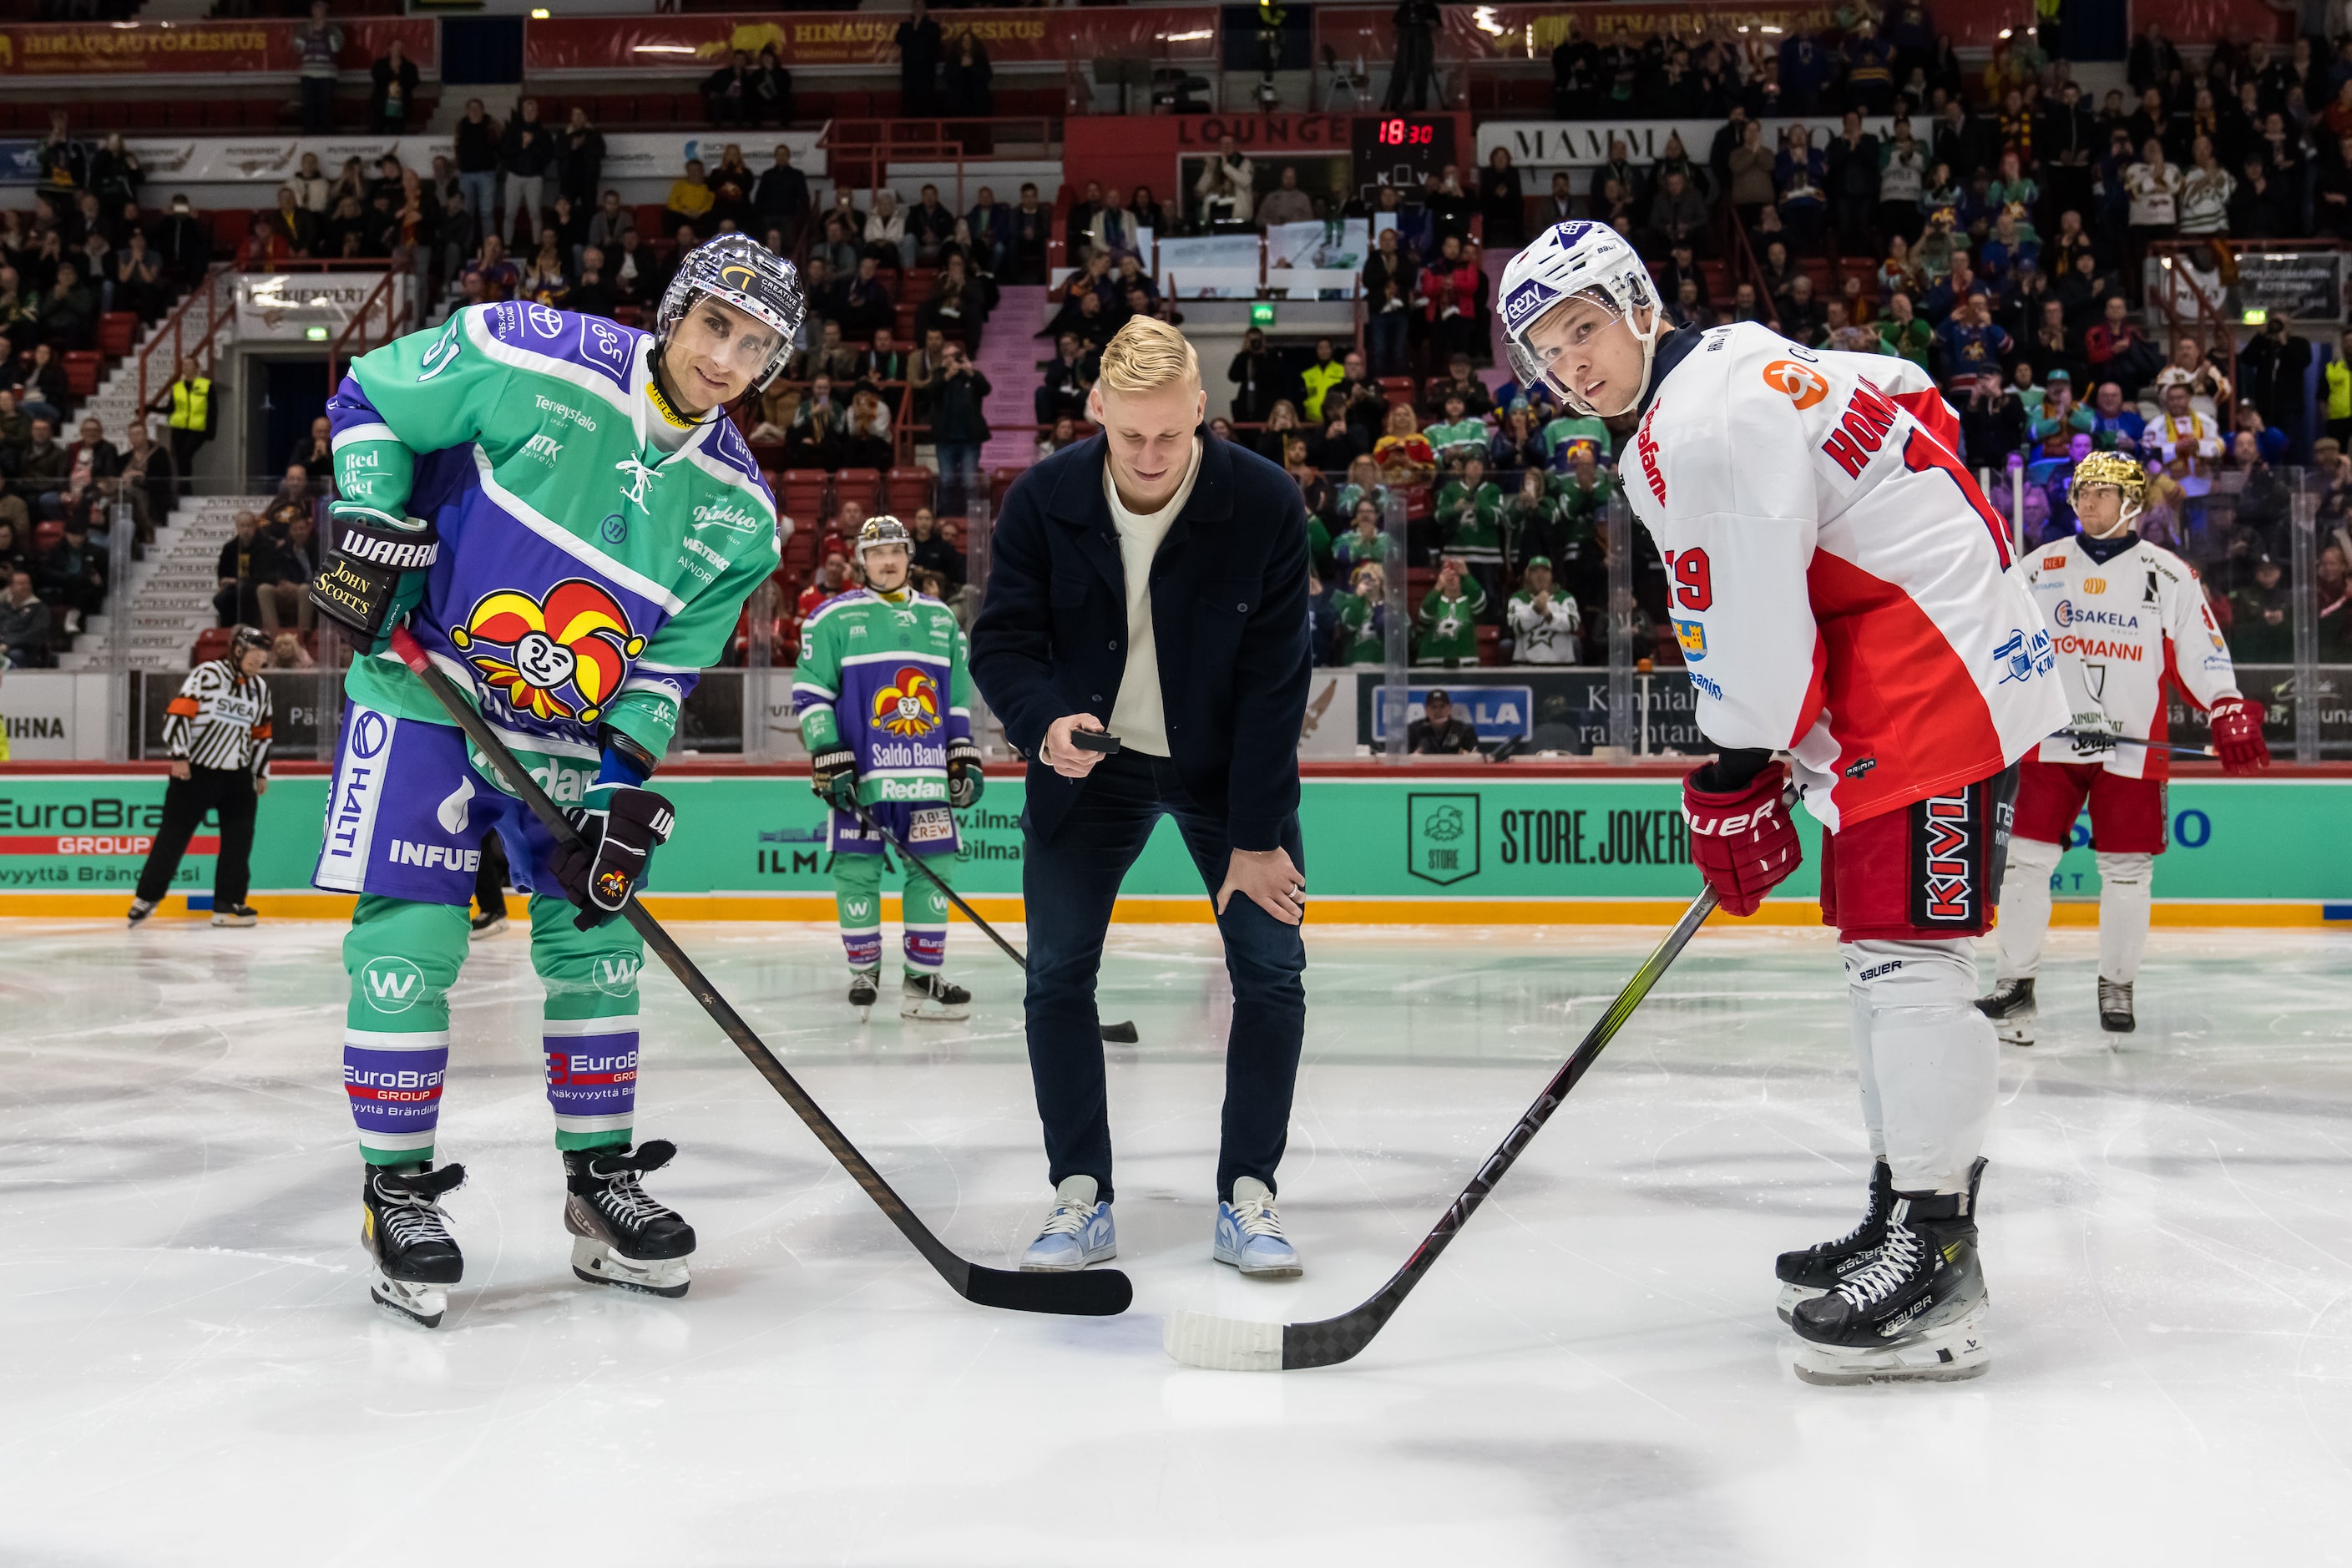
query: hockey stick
[
  {"left": 386, "top": 625, "right": 1132, "bottom": 1318},
  {"left": 2054, "top": 728, "right": 2218, "bottom": 761},
  {"left": 847, "top": 801, "right": 1142, "bottom": 1045},
  {"left": 1164, "top": 887, "right": 1718, "bottom": 1370}
]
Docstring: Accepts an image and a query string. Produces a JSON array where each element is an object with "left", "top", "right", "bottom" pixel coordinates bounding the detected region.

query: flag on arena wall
[
  {"left": 524, "top": 8, "right": 1216, "bottom": 74},
  {"left": 0, "top": 18, "right": 432, "bottom": 77}
]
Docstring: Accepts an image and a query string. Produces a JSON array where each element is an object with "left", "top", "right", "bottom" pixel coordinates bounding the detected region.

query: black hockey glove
[
  {"left": 310, "top": 504, "right": 440, "bottom": 642},
  {"left": 947, "top": 737, "right": 984, "bottom": 810},
  {"left": 809, "top": 746, "right": 860, "bottom": 812},
  {"left": 552, "top": 784, "right": 674, "bottom": 931}
]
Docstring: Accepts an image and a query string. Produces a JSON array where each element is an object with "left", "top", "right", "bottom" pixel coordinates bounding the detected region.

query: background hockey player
[
  {"left": 1976, "top": 452, "right": 2269, "bottom": 1044},
  {"left": 307, "top": 234, "right": 800, "bottom": 1327},
  {"left": 128, "top": 624, "right": 273, "bottom": 929},
  {"left": 1500, "top": 220, "right": 2067, "bottom": 1384},
  {"left": 792, "top": 514, "right": 981, "bottom": 1022}
]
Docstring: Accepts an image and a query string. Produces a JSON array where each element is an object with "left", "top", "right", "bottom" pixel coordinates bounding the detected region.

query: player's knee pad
[
  {"left": 526, "top": 892, "right": 646, "bottom": 1011},
  {"left": 2095, "top": 850, "right": 2154, "bottom": 892},
  {"left": 2006, "top": 835, "right": 2063, "bottom": 879},
  {"left": 1843, "top": 938, "right": 1995, "bottom": 1194},
  {"left": 344, "top": 895, "right": 469, "bottom": 1029}
]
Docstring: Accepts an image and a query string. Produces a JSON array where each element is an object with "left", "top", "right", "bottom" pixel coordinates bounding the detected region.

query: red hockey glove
[
  {"left": 1682, "top": 758, "right": 1800, "bottom": 918},
  {"left": 2208, "top": 695, "right": 2270, "bottom": 775}
]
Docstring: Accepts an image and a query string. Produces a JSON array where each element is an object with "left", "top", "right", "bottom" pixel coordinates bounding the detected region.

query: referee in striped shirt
[{"left": 130, "top": 625, "right": 275, "bottom": 928}]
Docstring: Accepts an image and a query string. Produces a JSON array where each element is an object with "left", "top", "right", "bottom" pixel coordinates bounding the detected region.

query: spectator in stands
[
  {"left": 518, "top": 231, "right": 569, "bottom": 306},
  {"left": 1374, "top": 402, "right": 1436, "bottom": 484},
  {"left": 842, "top": 382, "right": 893, "bottom": 471},
  {"left": 1643, "top": 168, "right": 1709, "bottom": 257},
  {"left": 840, "top": 255, "right": 893, "bottom": 339},
  {"left": 111, "top": 230, "right": 163, "bottom": 322},
  {"left": 586, "top": 189, "right": 631, "bottom": 260},
  {"left": 702, "top": 51, "right": 756, "bottom": 129},
  {"left": 1038, "top": 414, "right": 1080, "bottom": 460},
  {"left": 497, "top": 100, "right": 552, "bottom": 248},
  {"left": 1257, "top": 166, "right": 1316, "bottom": 230},
  {"left": 706, "top": 144, "right": 756, "bottom": 231},
  {"left": 1424, "top": 353, "right": 1491, "bottom": 421},
  {"left": 1196, "top": 136, "right": 1256, "bottom": 229},
  {"left": 1129, "top": 185, "right": 1167, "bottom": 239},
  {"left": 0, "top": 568, "right": 49, "bottom": 667},
  {"left": 756, "top": 145, "right": 810, "bottom": 244},
  {"left": 861, "top": 190, "right": 908, "bottom": 267},
  {"left": 1007, "top": 183, "right": 1050, "bottom": 286},
  {"left": 1254, "top": 399, "right": 1303, "bottom": 467},
  {"left": 14, "top": 417, "right": 63, "bottom": 504},
  {"left": 2084, "top": 295, "right": 2157, "bottom": 397},
  {"left": 296, "top": 1, "right": 344, "bottom": 134},
  {"left": 1506, "top": 556, "right": 1580, "bottom": 665},
  {"left": 598, "top": 226, "right": 649, "bottom": 311},
  {"left": 114, "top": 418, "right": 171, "bottom": 539},
  {"left": 1036, "top": 331, "right": 1095, "bottom": 426},
  {"left": 908, "top": 326, "right": 950, "bottom": 417},
  {"left": 930, "top": 341, "right": 989, "bottom": 515},
  {"left": 787, "top": 375, "right": 842, "bottom": 470},
  {"left": 1295, "top": 337, "right": 1344, "bottom": 425},
  {"left": 857, "top": 326, "right": 909, "bottom": 385},
  {"left": 461, "top": 234, "right": 517, "bottom": 304},
  {"left": 895, "top": 0, "right": 943, "bottom": 116},
  {"left": 1424, "top": 391, "right": 1486, "bottom": 471},
  {"left": 2087, "top": 381, "right": 2144, "bottom": 453},
  {"left": 1087, "top": 186, "right": 1140, "bottom": 261},
  {"left": 453, "top": 100, "right": 501, "bottom": 249},
  {"left": 942, "top": 28, "right": 993, "bottom": 118},
  {"left": 16, "top": 344, "right": 64, "bottom": 426},
  {"left": 545, "top": 109, "right": 605, "bottom": 217},
  {"left": 212, "top": 510, "right": 280, "bottom": 629},
  {"left": 797, "top": 552, "right": 852, "bottom": 632},
  {"left": 153, "top": 357, "right": 212, "bottom": 491},
  {"left": 153, "top": 195, "right": 208, "bottom": 286},
  {"left": 266, "top": 187, "right": 317, "bottom": 260},
  {"left": 33, "top": 516, "right": 103, "bottom": 636},
  {"left": 48, "top": 413, "right": 116, "bottom": 518},
  {"left": 362, "top": 36, "right": 422, "bottom": 136},
  {"left": 1361, "top": 227, "right": 1417, "bottom": 378},
  {"left": 2240, "top": 316, "right": 2314, "bottom": 460},
  {"left": 1422, "top": 234, "right": 1483, "bottom": 365},
  {"left": 1960, "top": 370, "right": 2029, "bottom": 467},
  {"left": 906, "top": 184, "right": 956, "bottom": 270},
  {"left": 794, "top": 320, "right": 857, "bottom": 385},
  {"left": 662, "top": 159, "right": 714, "bottom": 239},
  {"left": 909, "top": 507, "right": 964, "bottom": 585},
  {"left": 746, "top": 44, "right": 792, "bottom": 128},
  {"left": 1227, "top": 326, "right": 1279, "bottom": 424}
]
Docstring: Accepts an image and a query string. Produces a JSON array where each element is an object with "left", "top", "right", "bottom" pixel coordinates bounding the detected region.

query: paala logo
[
  {"left": 692, "top": 499, "right": 765, "bottom": 534},
  {"left": 591, "top": 952, "right": 641, "bottom": 996},
  {"left": 1502, "top": 279, "right": 1559, "bottom": 327},
  {"left": 1763, "top": 358, "right": 1830, "bottom": 409},
  {"left": 361, "top": 956, "right": 427, "bottom": 1014},
  {"left": 522, "top": 432, "right": 564, "bottom": 463}
]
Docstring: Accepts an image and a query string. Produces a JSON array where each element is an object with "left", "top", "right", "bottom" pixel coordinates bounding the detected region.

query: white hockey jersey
[
  {"left": 1625, "top": 322, "right": 2067, "bottom": 831},
  {"left": 2020, "top": 533, "right": 2240, "bottom": 779}
]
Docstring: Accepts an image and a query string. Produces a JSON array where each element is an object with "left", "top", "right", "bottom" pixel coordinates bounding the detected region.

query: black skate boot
[
  {"left": 1790, "top": 1176, "right": 1990, "bottom": 1386},
  {"left": 126, "top": 897, "right": 155, "bottom": 928},
  {"left": 901, "top": 971, "right": 971, "bottom": 1021},
  {"left": 1774, "top": 1161, "right": 1893, "bottom": 1324},
  {"left": 361, "top": 1161, "right": 468, "bottom": 1328},
  {"left": 210, "top": 903, "right": 259, "bottom": 928},
  {"left": 2099, "top": 979, "right": 2135, "bottom": 1034},
  {"left": 1975, "top": 976, "right": 2036, "bottom": 1046},
  {"left": 563, "top": 1141, "right": 695, "bottom": 1298},
  {"left": 848, "top": 968, "right": 879, "bottom": 1021}
]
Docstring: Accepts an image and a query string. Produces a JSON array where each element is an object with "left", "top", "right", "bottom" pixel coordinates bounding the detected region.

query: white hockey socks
[
  {"left": 2096, "top": 851, "right": 2155, "bottom": 984},
  {"left": 1844, "top": 939, "right": 1998, "bottom": 1196},
  {"left": 1993, "top": 837, "right": 2063, "bottom": 981}
]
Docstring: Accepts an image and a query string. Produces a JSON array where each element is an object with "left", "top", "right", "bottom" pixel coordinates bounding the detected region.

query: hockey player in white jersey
[
  {"left": 1500, "top": 221, "right": 2068, "bottom": 1383},
  {"left": 1975, "top": 452, "right": 2269, "bottom": 1043}
]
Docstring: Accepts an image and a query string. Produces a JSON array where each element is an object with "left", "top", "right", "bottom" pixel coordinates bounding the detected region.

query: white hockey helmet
[
  {"left": 1499, "top": 220, "right": 1666, "bottom": 419},
  {"left": 655, "top": 232, "right": 807, "bottom": 394}
]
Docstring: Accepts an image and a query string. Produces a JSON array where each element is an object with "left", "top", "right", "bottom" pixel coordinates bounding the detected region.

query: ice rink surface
[{"left": 4, "top": 915, "right": 2350, "bottom": 1567}]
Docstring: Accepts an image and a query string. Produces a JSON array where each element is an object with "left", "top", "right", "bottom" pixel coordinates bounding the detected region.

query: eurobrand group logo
[{"left": 1407, "top": 792, "right": 1480, "bottom": 886}]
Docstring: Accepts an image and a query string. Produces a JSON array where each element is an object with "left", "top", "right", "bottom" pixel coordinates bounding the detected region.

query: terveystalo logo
[{"left": 1407, "top": 792, "right": 1480, "bottom": 886}]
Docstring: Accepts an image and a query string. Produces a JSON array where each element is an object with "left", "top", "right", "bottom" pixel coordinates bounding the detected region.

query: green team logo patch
[
  {"left": 1407, "top": 793, "right": 1481, "bottom": 886},
  {"left": 591, "top": 953, "right": 641, "bottom": 997},
  {"left": 361, "top": 956, "right": 427, "bottom": 1014}
]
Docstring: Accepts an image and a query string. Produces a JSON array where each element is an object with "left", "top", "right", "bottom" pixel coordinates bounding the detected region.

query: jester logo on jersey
[
  {"left": 449, "top": 579, "right": 646, "bottom": 725},
  {"left": 870, "top": 666, "right": 942, "bottom": 736}
]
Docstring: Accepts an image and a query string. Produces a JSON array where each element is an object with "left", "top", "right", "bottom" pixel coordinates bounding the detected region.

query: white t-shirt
[{"left": 1101, "top": 438, "right": 1203, "bottom": 758}]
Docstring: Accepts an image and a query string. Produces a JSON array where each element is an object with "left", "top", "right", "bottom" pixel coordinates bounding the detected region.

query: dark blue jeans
[{"left": 1022, "top": 750, "right": 1306, "bottom": 1203}]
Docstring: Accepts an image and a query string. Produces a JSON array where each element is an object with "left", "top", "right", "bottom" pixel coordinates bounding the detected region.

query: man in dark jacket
[
  {"left": 969, "top": 315, "right": 1311, "bottom": 1277},
  {"left": 1226, "top": 326, "right": 1280, "bottom": 424},
  {"left": 929, "top": 341, "right": 990, "bottom": 516},
  {"left": 453, "top": 99, "right": 501, "bottom": 247},
  {"left": 753, "top": 144, "right": 811, "bottom": 242},
  {"left": 498, "top": 99, "right": 554, "bottom": 250},
  {"left": 2239, "top": 316, "right": 2315, "bottom": 461},
  {"left": 895, "top": 0, "right": 943, "bottom": 116},
  {"left": 1406, "top": 689, "right": 1479, "bottom": 752}
]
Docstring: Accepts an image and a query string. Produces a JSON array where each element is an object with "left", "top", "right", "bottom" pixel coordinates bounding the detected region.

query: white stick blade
[{"left": 1163, "top": 1309, "right": 1284, "bottom": 1371}]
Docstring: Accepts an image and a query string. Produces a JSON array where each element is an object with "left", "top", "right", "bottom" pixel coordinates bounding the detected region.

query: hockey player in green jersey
[
  {"left": 793, "top": 516, "right": 984, "bottom": 1021},
  {"left": 311, "top": 234, "right": 803, "bottom": 1326}
]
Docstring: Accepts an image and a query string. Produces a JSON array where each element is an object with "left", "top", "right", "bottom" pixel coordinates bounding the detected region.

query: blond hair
[{"left": 1097, "top": 316, "right": 1199, "bottom": 396}]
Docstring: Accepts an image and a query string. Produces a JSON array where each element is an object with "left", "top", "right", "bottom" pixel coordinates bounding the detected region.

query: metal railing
[
  {"left": 328, "top": 269, "right": 417, "bottom": 390},
  {"left": 134, "top": 265, "right": 235, "bottom": 420}
]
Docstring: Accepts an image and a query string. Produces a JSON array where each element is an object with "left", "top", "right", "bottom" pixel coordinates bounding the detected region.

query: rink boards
[{"left": 0, "top": 771, "right": 2346, "bottom": 923}]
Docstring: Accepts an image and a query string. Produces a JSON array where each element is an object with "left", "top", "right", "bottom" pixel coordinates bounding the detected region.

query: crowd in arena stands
[{"left": 208, "top": 436, "right": 331, "bottom": 645}]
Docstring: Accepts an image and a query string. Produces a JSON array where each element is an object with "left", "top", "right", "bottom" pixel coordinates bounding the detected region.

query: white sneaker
[
  {"left": 1213, "top": 1176, "right": 1302, "bottom": 1277},
  {"left": 1019, "top": 1175, "right": 1116, "bottom": 1272}
]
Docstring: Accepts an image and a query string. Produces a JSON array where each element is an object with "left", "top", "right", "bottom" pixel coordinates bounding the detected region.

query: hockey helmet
[
  {"left": 228, "top": 624, "right": 271, "bottom": 662},
  {"left": 1498, "top": 221, "right": 1666, "bottom": 420},
  {"left": 2068, "top": 449, "right": 2147, "bottom": 518},
  {"left": 853, "top": 514, "right": 913, "bottom": 564},
  {"left": 655, "top": 233, "right": 807, "bottom": 393}
]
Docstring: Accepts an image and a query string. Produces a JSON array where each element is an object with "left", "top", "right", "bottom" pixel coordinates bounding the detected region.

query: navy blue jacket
[{"left": 970, "top": 429, "right": 1311, "bottom": 849}]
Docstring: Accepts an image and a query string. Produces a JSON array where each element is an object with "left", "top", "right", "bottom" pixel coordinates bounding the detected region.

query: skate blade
[
  {"left": 1791, "top": 1302, "right": 1990, "bottom": 1386},
  {"left": 369, "top": 1270, "right": 448, "bottom": 1328},
  {"left": 1776, "top": 1281, "right": 1828, "bottom": 1325},
  {"left": 569, "top": 1233, "right": 690, "bottom": 1297},
  {"left": 852, "top": 1004, "right": 873, "bottom": 1024},
  {"left": 1995, "top": 1023, "right": 2035, "bottom": 1047},
  {"left": 900, "top": 1001, "right": 970, "bottom": 1021},
  {"left": 209, "top": 913, "right": 257, "bottom": 928}
]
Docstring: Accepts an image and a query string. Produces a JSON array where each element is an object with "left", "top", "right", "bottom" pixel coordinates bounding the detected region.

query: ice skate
[
  {"left": 361, "top": 1161, "right": 468, "bottom": 1328},
  {"left": 563, "top": 1141, "right": 695, "bottom": 1298},
  {"left": 847, "top": 968, "right": 878, "bottom": 1020},
  {"left": 468, "top": 911, "right": 508, "bottom": 939},
  {"left": 125, "top": 898, "right": 155, "bottom": 928},
  {"left": 210, "top": 903, "right": 259, "bottom": 928},
  {"left": 1790, "top": 1182, "right": 1990, "bottom": 1386},
  {"left": 1975, "top": 977, "right": 2035, "bottom": 1046},
  {"left": 2099, "top": 979, "right": 2135, "bottom": 1035},
  {"left": 1020, "top": 1175, "right": 1116, "bottom": 1272},
  {"left": 1213, "top": 1176, "right": 1302, "bottom": 1278},
  {"left": 1774, "top": 1161, "right": 1892, "bottom": 1323},
  {"left": 900, "top": 971, "right": 969, "bottom": 1021}
]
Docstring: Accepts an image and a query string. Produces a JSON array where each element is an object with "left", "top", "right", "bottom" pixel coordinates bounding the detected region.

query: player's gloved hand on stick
[
  {"left": 552, "top": 783, "right": 674, "bottom": 930},
  {"left": 1682, "top": 755, "right": 1800, "bottom": 918},
  {"left": 2208, "top": 695, "right": 2270, "bottom": 774},
  {"left": 308, "top": 504, "right": 439, "bottom": 641},
  {"left": 947, "top": 737, "right": 984, "bottom": 809},
  {"left": 809, "top": 746, "right": 859, "bottom": 811}
]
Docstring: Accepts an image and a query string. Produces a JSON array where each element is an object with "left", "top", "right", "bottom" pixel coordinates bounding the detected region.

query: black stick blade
[
  {"left": 1098, "top": 1019, "right": 1141, "bottom": 1044},
  {"left": 964, "top": 1263, "right": 1134, "bottom": 1317}
]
